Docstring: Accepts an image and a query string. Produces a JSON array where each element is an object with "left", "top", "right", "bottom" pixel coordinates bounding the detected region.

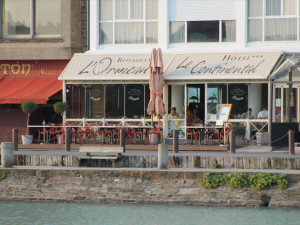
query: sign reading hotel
[{"left": 59, "top": 51, "right": 283, "bottom": 81}]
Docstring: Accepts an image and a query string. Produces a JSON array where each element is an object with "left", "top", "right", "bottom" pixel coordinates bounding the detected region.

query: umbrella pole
[{"left": 151, "top": 115, "right": 153, "bottom": 127}]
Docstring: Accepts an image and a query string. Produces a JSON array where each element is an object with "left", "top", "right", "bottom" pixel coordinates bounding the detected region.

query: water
[{"left": 1, "top": 201, "right": 300, "bottom": 225}]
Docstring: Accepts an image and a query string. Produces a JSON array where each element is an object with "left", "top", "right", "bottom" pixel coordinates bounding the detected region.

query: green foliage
[
  {"left": 21, "top": 101, "right": 38, "bottom": 114},
  {"left": 230, "top": 125, "right": 245, "bottom": 136},
  {"left": 41, "top": 177, "right": 46, "bottom": 183},
  {"left": 213, "top": 163, "right": 222, "bottom": 169},
  {"left": 53, "top": 102, "right": 69, "bottom": 114},
  {"left": 199, "top": 173, "right": 289, "bottom": 190},
  {"left": 0, "top": 175, "right": 6, "bottom": 181},
  {"left": 259, "top": 129, "right": 267, "bottom": 133}
]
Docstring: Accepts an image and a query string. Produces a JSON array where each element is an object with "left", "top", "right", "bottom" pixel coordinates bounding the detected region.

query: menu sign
[{"left": 217, "top": 104, "right": 232, "bottom": 122}]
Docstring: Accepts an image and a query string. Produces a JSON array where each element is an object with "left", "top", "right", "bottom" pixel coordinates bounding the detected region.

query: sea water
[{"left": 1, "top": 201, "right": 300, "bottom": 225}]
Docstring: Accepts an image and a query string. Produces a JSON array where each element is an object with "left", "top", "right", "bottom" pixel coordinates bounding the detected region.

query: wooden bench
[{"left": 78, "top": 146, "right": 124, "bottom": 167}]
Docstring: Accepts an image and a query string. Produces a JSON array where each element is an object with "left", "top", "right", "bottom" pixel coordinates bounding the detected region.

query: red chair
[
  {"left": 192, "top": 124, "right": 203, "bottom": 145},
  {"left": 148, "top": 124, "right": 162, "bottom": 145},
  {"left": 186, "top": 128, "right": 193, "bottom": 145},
  {"left": 94, "top": 123, "right": 104, "bottom": 144},
  {"left": 38, "top": 123, "right": 50, "bottom": 144},
  {"left": 132, "top": 124, "right": 143, "bottom": 144},
  {"left": 49, "top": 123, "right": 63, "bottom": 144},
  {"left": 219, "top": 124, "right": 232, "bottom": 144},
  {"left": 81, "top": 123, "right": 96, "bottom": 144},
  {"left": 103, "top": 123, "right": 116, "bottom": 144},
  {"left": 125, "top": 124, "right": 133, "bottom": 145}
]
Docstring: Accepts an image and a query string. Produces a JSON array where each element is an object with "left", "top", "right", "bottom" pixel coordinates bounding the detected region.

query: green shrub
[
  {"left": 213, "top": 163, "right": 222, "bottom": 169},
  {"left": 199, "top": 173, "right": 289, "bottom": 190},
  {"left": 230, "top": 125, "right": 245, "bottom": 136},
  {"left": 53, "top": 102, "right": 69, "bottom": 114}
]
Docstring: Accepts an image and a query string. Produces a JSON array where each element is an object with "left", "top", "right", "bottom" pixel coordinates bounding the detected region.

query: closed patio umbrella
[
  {"left": 147, "top": 48, "right": 165, "bottom": 126},
  {"left": 147, "top": 48, "right": 157, "bottom": 126}
]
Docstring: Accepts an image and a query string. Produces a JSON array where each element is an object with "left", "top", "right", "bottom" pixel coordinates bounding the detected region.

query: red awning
[{"left": 0, "top": 77, "right": 62, "bottom": 104}]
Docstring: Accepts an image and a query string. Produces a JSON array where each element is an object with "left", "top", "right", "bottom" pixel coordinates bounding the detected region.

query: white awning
[{"left": 59, "top": 51, "right": 283, "bottom": 81}]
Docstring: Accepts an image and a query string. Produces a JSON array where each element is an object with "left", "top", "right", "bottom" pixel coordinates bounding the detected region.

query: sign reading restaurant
[{"left": 59, "top": 51, "right": 283, "bottom": 81}]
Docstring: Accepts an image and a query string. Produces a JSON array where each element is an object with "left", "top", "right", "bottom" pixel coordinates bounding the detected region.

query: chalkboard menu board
[{"left": 217, "top": 104, "right": 232, "bottom": 122}]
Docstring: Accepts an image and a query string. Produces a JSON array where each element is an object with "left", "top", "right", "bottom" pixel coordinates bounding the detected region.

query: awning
[
  {"left": 0, "top": 77, "right": 62, "bottom": 104},
  {"left": 59, "top": 51, "right": 283, "bottom": 81}
]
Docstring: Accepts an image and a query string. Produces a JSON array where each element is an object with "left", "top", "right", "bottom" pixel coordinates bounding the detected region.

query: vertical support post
[
  {"left": 288, "top": 71, "right": 292, "bottom": 123},
  {"left": 158, "top": 144, "right": 168, "bottom": 169},
  {"left": 1, "top": 142, "right": 14, "bottom": 168},
  {"left": 120, "top": 128, "right": 126, "bottom": 153},
  {"left": 42, "top": 120, "right": 46, "bottom": 143},
  {"left": 246, "top": 119, "right": 251, "bottom": 140},
  {"left": 230, "top": 130, "right": 236, "bottom": 154},
  {"left": 12, "top": 129, "right": 18, "bottom": 151},
  {"left": 65, "top": 129, "right": 71, "bottom": 152},
  {"left": 173, "top": 130, "right": 178, "bottom": 153},
  {"left": 289, "top": 130, "right": 295, "bottom": 155}
]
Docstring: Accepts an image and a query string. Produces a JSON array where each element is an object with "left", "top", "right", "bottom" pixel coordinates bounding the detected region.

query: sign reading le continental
[{"left": 59, "top": 51, "right": 282, "bottom": 80}]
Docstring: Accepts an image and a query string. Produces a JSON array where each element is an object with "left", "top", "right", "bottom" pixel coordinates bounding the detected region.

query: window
[
  {"left": 170, "top": 20, "right": 236, "bottom": 44},
  {"left": 67, "top": 84, "right": 150, "bottom": 119},
  {"left": 248, "top": 0, "right": 298, "bottom": 42},
  {"left": 1, "top": 0, "right": 61, "bottom": 38},
  {"left": 99, "top": 0, "right": 158, "bottom": 45}
]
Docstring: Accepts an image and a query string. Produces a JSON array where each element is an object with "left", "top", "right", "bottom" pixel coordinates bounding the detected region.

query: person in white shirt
[
  {"left": 168, "top": 107, "right": 179, "bottom": 118},
  {"left": 258, "top": 104, "right": 268, "bottom": 118}
]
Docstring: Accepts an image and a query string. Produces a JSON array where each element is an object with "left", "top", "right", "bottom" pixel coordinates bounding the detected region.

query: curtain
[
  {"left": 115, "top": 22, "right": 144, "bottom": 44},
  {"left": 248, "top": 19, "right": 262, "bottom": 42},
  {"left": 283, "top": 0, "right": 297, "bottom": 15},
  {"left": 146, "top": 22, "right": 158, "bottom": 43},
  {"left": 248, "top": 0, "right": 263, "bottom": 17},
  {"left": 266, "top": 0, "right": 281, "bottom": 16},
  {"left": 146, "top": 0, "right": 158, "bottom": 20},
  {"left": 116, "top": 0, "right": 128, "bottom": 20},
  {"left": 265, "top": 18, "right": 297, "bottom": 41},
  {"left": 100, "top": 0, "right": 113, "bottom": 21},
  {"left": 169, "top": 22, "right": 185, "bottom": 43},
  {"left": 99, "top": 23, "right": 113, "bottom": 44},
  {"left": 131, "top": 0, "right": 143, "bottom": 19},
  {"left": 222, "top": 20, "right": 236, "bottom": 42}
]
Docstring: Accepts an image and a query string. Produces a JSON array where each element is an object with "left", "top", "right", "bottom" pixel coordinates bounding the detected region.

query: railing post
[
  {"left": 158, "top": 144, "right": 168, "bottom": 169},
  {"left": 12, "top": 128, "right": 18, "bottom": 151},
  {"left": 120, "top": 128, "right": 126, "bottom": 153},
  {"left": 173, "top": 130, "right": 178, "bottom": 153},
  {"left": 1, "top": 142, "right": 14, "bottom": 168},
  {"left": 230, "top": 130, "right": 236, "bottom": 154},
  {"left": 289, "top": 130, "right": 295, "bottom": 155},
  {"left": 65, "top": 129, "right": 71, "bottom": 152},
  {"left": 247, "top": 119, "right": 251, "bottom": 140}
]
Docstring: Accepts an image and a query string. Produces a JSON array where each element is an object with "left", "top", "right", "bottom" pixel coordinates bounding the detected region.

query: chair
[
  {"left": 193, "top": 124, "right": 203, "bottom": 145},
  {"left": 103, "top": 123, "right": 116, "bottom": 144},
  {"left": 38, "top": 124, "right": 50, "bottom": 144},
  {"left": 148, "top": 124, "right": 162, "bottom": 145},
  {"left": 49, "top": 123, "right": 63, "bottom": 144},
  {"left": 186, "top": 128, "right": 193, "bottom": 145},
  {"left": 132, "top": 124, "right": 143, "bottom": 145},
  {"left": 219, "top": 124, "right": 232, "bottom": 144}
]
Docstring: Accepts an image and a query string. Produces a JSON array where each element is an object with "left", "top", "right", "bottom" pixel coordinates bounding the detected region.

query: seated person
[
  {"left": 258, "top": 104, "right": 268, "bottom": 119},
  {"left": 168, "top": 106, "right": 179, "bottom": 118},
  {"left": 187, "top": 108, "right": 196, "bottom": 126},
  {"left": 241, "top": 108, "right": 252, "bottom": 119},
  {"left": 179, "top": 105, "right": 185, "bottom": 118}
]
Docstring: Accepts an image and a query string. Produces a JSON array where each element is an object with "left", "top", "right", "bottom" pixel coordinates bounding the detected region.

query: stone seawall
[
  {"left": 11, "top": 155, "right": 300, "bottom": 170},
  {"left": 0, "top": 168, "right": 300, "bottom": 207}
]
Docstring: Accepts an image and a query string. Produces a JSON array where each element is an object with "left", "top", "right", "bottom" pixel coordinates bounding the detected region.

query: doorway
[
  {"left": 273, "top": 85, "right": 298, "bottom": 123},
  {"left": 187, "top": 84, "right": 205, "bottom": 122}
]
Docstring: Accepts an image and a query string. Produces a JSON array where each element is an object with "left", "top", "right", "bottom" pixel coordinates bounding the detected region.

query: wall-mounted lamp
[{"left": 36, "top": 60, "right": 38, "bottom": 63}]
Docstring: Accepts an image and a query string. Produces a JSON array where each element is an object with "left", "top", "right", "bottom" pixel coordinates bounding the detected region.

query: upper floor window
[
  {"left": 248, "top": 0, "right": 298, "bottom": 42},
  {"left": 169, "top": 20, "right": 236, "bottom": 44},
  {"left": 1, "top": 0, "right": 61, "bottom": 38},
  {"left": 99, "top": 0, "right": 158, "bottom": 45}
]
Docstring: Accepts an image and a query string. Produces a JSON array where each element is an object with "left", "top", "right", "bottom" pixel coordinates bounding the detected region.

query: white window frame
[
  {"left": 169, "top": 20, "right": 236, "bottom": 45},
  {"left": 247, "top": 0, "right": 300, "bottom": 43},
  {"left": 99, "top": 0, "right": 158, "bottom": 46}
]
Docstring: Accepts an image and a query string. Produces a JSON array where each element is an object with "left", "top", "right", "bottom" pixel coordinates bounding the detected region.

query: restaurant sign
[{"left": 59, "top": 51, "right": 282, "bottom": 81}]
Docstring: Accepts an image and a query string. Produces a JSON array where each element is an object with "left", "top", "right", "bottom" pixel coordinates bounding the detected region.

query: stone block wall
[
  {"left": 11, "top": 155, "right": 300, "bottom": 170},
  {"left": 81, "top": 0, "right": 89, "bottom": 52},
  {"left": 0, "top": 169, "right": 299, "bottom": 207}
]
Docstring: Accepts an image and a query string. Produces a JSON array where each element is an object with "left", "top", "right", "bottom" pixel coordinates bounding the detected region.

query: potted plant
[
  {"left": 256, "top": 129, "right": 269, "bottom": 145},
  {"left": 53, "top": 102, "right": 69, "bottom": 144},
  {"left": 230, "top": 125, "right": 245, "bottom": 146},
  {"left": 21, "top": 100, "right": 38, "bottom": 144}
]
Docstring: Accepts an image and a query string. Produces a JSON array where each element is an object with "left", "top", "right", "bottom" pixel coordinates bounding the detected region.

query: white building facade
[{"left": 60, "top": 0, "right": 300, "bottom": 146}]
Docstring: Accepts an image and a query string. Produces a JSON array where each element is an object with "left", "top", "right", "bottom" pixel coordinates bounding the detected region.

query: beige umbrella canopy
[{"left": 147, "top": 48, "right": 165, "bottom": 126}]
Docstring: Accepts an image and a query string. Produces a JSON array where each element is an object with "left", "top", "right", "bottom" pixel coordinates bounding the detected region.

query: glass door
[{"left": 273, "top": 85, "right": 298, "bottom": 123}]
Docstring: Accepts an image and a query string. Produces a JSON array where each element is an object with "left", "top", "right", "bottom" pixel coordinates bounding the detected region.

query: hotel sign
[{"left": 59, "top": 51, "right": 282, "bottom": 81}]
